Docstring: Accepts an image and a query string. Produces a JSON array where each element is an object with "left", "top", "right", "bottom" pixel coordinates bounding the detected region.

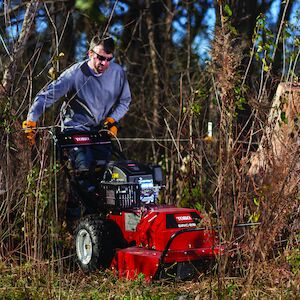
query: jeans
[
  {"left": 67, "top": 144, "right": 112, "bottom": 216},
  {"left": 68, "top": 144, "right": 112, "bottom": 171}
]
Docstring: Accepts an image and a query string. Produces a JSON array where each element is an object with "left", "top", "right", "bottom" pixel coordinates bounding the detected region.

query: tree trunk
[
  {"left": 145, "top": 0, "right": 160, "bottom": 132},
  {"left": 1, "top": 0, "right": 40, "bottom": 96}
]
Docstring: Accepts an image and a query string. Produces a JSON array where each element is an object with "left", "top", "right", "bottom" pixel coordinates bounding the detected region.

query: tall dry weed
[{"left": 210, "top": 8, "right": 300, "bottom": 297}]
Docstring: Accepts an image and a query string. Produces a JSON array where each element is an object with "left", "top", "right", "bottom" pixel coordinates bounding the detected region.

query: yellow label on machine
[{"left": 112, "top": 173, "right": 119, "bottom": 179}]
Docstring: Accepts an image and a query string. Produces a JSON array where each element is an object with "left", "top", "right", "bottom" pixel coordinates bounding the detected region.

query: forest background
[{"left": 0, "top": 0, "right": 300, "bottom": 299}]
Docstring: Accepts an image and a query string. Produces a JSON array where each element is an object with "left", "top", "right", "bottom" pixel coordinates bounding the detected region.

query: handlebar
[{"left": 23, "top": 125, "right": 125, "bottom": 159}]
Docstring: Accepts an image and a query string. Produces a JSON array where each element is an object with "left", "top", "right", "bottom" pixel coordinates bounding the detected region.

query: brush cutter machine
[{"left": 56, "top": 130, "right": 223, "bottom": 281}]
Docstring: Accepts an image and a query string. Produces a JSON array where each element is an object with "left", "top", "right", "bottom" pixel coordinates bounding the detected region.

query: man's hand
[
  {"left": 22, "top": 120, "right": 37, "bottom": 145},
  {"left": 104, "top": 117, "right": 118, "bottom": 136}
]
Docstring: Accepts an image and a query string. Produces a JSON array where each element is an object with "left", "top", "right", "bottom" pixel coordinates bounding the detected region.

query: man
[
  {"left": 23, "top": 34, "right": 131, "bottom": 170},
  {"left": 23, "top": 34, "right": 132, "bottom": 218}
]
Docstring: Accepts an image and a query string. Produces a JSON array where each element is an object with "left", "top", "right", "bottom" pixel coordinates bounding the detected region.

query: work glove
[
  {"left": 22, "top": 120, "right": 37, "bottom": 146},
  {"left": 104, "top": 117, "right": 118, "bottom": 137}
]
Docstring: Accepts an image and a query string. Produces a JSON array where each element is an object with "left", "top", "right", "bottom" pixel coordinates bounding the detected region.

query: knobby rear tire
[{"left": 75, "top": 215, "right": 126, "bottom": 272}]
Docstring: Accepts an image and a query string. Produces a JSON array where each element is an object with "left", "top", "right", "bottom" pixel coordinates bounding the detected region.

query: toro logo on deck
[
  {"left": 73, "top": 136, "right": 91, "bottom": 144},
  {"left": 175, "top": 214, "right": 196, "bottom": 228}
]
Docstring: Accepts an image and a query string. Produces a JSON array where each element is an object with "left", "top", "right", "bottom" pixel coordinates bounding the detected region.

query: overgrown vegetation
[
  {"left": 0, "top": 260, "right": 299, "bottom": 299},
  {"left": 0, "top": 0, "right": 300, "bottom": 299}
]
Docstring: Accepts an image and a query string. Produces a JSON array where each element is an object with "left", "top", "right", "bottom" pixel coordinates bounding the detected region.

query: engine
[{"left": 102, "top": 161, "right": 163, "bottom": 204}]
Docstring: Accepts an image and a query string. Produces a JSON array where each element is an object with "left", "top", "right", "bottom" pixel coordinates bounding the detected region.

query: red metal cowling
[
  {"left": 111, "top": 247, "right": 161, "bottom": 281},
  {"left": 136, "top": 207, "right": 211, "bottom": 251},
  {"left": 111, "top": 207, "right": 223, "bottom": 281}
]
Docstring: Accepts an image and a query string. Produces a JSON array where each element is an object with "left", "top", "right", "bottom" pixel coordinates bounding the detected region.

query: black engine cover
[{"left": 105, "top": 161, "right": 153, "bottom": 183}]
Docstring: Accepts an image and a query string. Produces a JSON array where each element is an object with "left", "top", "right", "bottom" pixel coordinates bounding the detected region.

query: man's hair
[{"left": 89, "top": 35, "right": 115, "bottom": 54}]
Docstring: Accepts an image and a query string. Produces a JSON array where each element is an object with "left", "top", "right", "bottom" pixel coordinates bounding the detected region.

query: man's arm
[
  {"left": 27, "top": 65, "right": 76, "bottom": 121},
  {"left": 109, "top": 72, "right": 131, "bottom": 122}
]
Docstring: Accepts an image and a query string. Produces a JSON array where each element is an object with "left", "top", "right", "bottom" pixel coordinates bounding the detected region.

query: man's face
[{"left": 88, "top": 44, "right": 114, "bottom": 74}]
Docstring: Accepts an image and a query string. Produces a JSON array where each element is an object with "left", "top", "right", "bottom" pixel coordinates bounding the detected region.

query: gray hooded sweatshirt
[{"left": 28, "top": 60, "right": 131, "bottom": 131}]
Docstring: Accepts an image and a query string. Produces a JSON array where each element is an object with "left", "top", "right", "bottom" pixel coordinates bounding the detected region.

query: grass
[{"left": 0, "top": 259, "right": 299, "bottom": 300}]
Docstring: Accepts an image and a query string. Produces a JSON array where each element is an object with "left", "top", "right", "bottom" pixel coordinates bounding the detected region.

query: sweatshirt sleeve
[
  {"left": 27, "top": 65, "right": 77, "bottom": 121},
  {"left": 109, "top": 71, "right": 132, "bottom": 122}
]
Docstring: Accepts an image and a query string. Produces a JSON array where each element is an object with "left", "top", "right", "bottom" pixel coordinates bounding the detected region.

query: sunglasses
[{"left": 91, "top": 50, "right": 114, "bottom": 62}]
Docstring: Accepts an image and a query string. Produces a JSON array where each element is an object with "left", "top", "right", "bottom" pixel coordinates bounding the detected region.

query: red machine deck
[{"left": 109, "top": 206, "right": 223, "bottom": 280}]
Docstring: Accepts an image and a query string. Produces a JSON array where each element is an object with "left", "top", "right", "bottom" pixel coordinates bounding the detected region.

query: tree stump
[{"left": 249, "top": 82, "right": 300, "bottom": 185}]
